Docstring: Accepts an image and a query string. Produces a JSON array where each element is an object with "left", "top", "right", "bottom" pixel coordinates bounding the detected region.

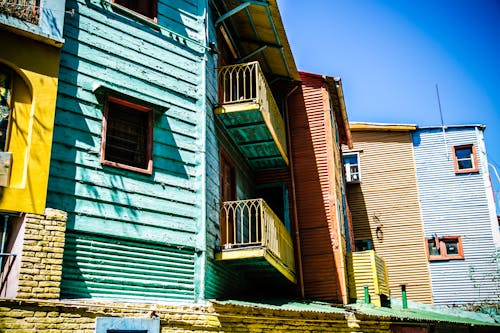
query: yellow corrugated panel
[
  {"left": 345, "top": 130, "right": 434, "bottom": 304},
  {"left": 347, "top": 250, "right": 390, "bottom": 307}
]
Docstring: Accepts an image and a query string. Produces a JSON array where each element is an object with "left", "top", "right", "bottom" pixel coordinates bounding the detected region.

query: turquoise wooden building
[
  {"left": 47, "top": 0, "right": 301, "bottom": 302},
  {"left": 412, "top": 125, "right": 500, "bottom": 305}
]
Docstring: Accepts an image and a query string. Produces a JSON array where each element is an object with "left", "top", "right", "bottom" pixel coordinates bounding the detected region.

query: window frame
[
  {"left": 452, "top": 144, "right": 479, "bottom": 174},
  {"left": 112, "top": 0, "right": 158, "bottom": 23},
  {"left": 100, "top": 95, "right": 154, "bottom": 175},
  {"left": 343, "top": 151, "right": 361, "bottom": 183},
  {"left": 426, "top": 235, "right": 464, "bottom": 261}
]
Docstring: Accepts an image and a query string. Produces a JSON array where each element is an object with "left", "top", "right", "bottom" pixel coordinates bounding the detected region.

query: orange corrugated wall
[{"left": 288, "top": 72, "right": 345, "bottom": 303}]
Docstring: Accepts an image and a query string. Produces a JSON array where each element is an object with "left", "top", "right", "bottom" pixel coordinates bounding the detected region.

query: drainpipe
[
  {"left": 363, "top": 285, "right": 370, "bottom": 304},
  {"left": 401, "top": 284, "right": 408, "bottom": 309},
  {"left": 284, "top": 84, "right": 305, "bottom": 297},
  {"left": 333, "top": 77, "right": 353, "bottom": 149}
]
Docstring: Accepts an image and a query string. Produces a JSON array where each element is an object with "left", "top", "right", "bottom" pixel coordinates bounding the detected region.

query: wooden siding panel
[
  {"left": 48, "top": 0, "right": 206, "bottom": 301},
  {"left": 346, "top": 130, "right": 434, "bottom": 304},
  {"left": 413, "top": 127, "right": 500, "bottom": 305}
]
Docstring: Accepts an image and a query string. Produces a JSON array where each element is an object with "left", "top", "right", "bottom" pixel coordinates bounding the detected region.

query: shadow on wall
[{"left": 47, "top": 0, "right": 194, "bottom": 299}]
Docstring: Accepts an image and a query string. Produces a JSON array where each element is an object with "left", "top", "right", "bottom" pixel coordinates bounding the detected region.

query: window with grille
[
  {"left": 113, "top": 0, "right": 157, "bottom": 20},
  {"left": 101, "top": 96, "right": 153, "bottom": 175}
]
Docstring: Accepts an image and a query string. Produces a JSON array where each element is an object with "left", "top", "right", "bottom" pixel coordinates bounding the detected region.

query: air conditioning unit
[{"left": 0, "top": 152, "right": 12, "bottom": 187}]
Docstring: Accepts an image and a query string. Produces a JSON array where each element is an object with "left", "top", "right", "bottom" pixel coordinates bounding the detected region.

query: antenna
[{"left": 435, "top": 84, "right": 449, "bottom": 158}]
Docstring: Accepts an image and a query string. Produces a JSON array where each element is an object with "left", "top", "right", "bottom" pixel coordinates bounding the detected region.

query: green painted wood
[
  {"left": 61, "top": 232, "right": 196, "bottom": 301},
  {"left": 48, "top": 0, "right": 206, "bottom": 301}
]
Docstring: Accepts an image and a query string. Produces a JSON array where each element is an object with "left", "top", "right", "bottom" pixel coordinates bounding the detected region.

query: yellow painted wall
[
  {"left": 345, "top": 129, "right": 433, "bottom": 304},
  {"left": 0, "top": 30, "right": 60, "bottom": 214}
]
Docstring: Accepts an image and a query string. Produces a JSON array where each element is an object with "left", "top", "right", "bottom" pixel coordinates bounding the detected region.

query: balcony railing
[
  {"left": 219, "top": 198, "right": 295, "bottom": 274},
  {"left": 0, "top": 0, "right": 40, "bottom": 24},
  {"left": 217, "top": 61, "right": 288, "bottom": 166}
]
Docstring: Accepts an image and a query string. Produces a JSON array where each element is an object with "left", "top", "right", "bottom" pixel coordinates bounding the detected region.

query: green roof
[
  {"left": 213, "top": 299, "right": 499, "bottom": 327},
  {"left": 348, "top": 299, "right": 499, "bottom": 327}
]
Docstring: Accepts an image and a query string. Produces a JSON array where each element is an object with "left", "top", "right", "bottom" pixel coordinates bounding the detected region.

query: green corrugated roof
[
  {"left": 213, "top": 299, "right": 499, "bottom": 327},
  {"left": 348, "top": 299, "right": 499, "bottom": 326}
]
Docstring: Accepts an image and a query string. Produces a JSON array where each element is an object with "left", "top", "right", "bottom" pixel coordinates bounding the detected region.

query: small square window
[
  {"left": 101, "top": 96, "right": 153, "bottom": 175},
  {"left": 113, "top": 0, "right": 157, "bottom": 21},
  {"left": 343, "top": 152, "right": 361, "bottom": 183},
  {"left": 426, "top": 236, "right": 464, "bottom": 261},
  {"left": 452, "top": 144, "right": 478, "bottom": 174},
  {"left": 355, "top": 239, "right": 372, "bottom": 251}
]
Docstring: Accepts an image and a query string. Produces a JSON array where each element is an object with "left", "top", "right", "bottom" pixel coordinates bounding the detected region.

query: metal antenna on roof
[{"left": 436, "top": 84, "right": 449, "bottom": 159}]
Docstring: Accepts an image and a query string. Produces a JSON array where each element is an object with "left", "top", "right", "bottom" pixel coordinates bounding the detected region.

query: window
[
  {"left": 101, "top": 96, "right": 153, "bottom": 175},
  {"left": 0, "top": 64, "right": 12, "bottom": 152},
  {"left": 452, "top": 144, "right": 479, "bottom": 174},
  {"left": 96, "top": 318, "right": 159, "bottom": 333},
  {"left": 343, "top": 152, "right": 361, "bottom": 182},
  {"left": 113, "top": 0, "right": 157, "bottom": 21},
  {"left": 426, "top": 236, "right": 464, "bottom": 261},
  {"left": 355, "top": 239, "right": 372, "bottom": 251}
]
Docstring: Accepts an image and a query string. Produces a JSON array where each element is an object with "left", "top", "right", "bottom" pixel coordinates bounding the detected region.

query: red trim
[
  {"left": 100, "top": 95, "right": 154, "bottom": 175},
  {"left": 452, "top": 144, "right": 479, "bottom": 174},
  {"left": 426, "top": 235, "right": 464, "bottom": 261}
]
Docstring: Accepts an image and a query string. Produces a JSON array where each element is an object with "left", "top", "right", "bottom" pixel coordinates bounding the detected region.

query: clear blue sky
[{"left": 279, "top": 0, "right": 500, "bottom": 213}]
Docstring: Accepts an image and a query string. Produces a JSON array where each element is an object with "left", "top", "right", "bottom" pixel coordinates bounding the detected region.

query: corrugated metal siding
[
  {"left": 412, "top": 127, "right": 500, "bottom": 305},
  {"left": 347, "top": 250, "right": 389, "bottom": 306},
  {"left": 289, "top": 72, "right": 345, "bottom": 302},
  {"left": 346, "top": 130, "right": 433, "bottom": 304},
  {"left": 61, "top": 231, "right": 195, "bottom": 301},
  {"left": 48, "top": 0, "right": 206, "bottom": 301}
]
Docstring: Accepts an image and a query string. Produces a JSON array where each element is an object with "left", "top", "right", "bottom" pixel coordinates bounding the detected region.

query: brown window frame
[
  {"left": 452, "top": 144, "right": 479, "bottom": 174},
  {"left": 112, "top": 0, "right": 158, "bottom": 22},
  {"left": 100, "top": 96, "right": 153, "bottom": 175},
  {"left": 426, "top": 235, "right": 464, "bottom": 261}
]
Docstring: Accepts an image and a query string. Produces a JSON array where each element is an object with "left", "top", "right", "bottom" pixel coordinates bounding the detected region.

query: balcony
[
  {"left": 216, "top": 199, "right": 296, "bottom": 284},
  {"left": 347, "top": 250, "right": 390, "bottom": 307},
  {"left": 216, "top": 61, "right": 288, "bottom": 170}
]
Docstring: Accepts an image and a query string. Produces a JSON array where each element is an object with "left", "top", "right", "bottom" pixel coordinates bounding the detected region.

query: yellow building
[
  {"left": 0, "top": 1, "right": 64, "bottom": 214},
  {"left": 344, "top": 123, "right": 433, "bottom": 304}
]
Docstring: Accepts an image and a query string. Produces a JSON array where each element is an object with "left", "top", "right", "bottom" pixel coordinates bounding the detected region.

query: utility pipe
[
  {"left": 284, "top": 83, "right": 304, "bottom": 297},
  {"left": 401, "top": 284, "right": 408, "bottom": 309}
]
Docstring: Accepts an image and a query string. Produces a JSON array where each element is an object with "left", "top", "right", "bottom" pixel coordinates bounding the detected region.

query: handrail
[
  {"left": 217, "top": 61, "right": 288, "bottom": 162},
  {"left": 220, "top": 198, "right": 295, "bottom": 271}
]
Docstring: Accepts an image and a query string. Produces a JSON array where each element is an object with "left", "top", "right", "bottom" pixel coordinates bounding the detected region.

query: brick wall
[
  {"left": 10, "top": 208, "right": 67, "bottom": 299},
  {"left": 0, "top": 299, "right": 388, "bottom": 333}
]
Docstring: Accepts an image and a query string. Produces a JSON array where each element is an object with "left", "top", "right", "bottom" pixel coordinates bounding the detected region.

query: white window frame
[{"left": 343, "top": 152, "right": 361, "bottom": 183}]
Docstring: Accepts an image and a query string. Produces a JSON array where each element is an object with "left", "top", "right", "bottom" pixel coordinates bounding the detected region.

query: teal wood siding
[
  {"left": 412, "top": 126, "right": 500, "bottom": 305},
  {"left": 62, "top": 231, "right": 195, "bottom": 300},
  {"left": 47, "top": 0, "right": 207, "bottom": 301}
]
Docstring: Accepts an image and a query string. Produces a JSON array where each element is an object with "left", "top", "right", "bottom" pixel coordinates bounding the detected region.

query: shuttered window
[
  {"left": 101, "top": 96, "right": 153, "bottom": 175},
  {"left": 113, "top": 0, "right": 157, "bottom": 20}
]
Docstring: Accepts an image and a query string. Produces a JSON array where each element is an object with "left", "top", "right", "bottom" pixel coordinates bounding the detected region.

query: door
[{"left": 220, "top": 149, "right": 236, "bottom": 247}]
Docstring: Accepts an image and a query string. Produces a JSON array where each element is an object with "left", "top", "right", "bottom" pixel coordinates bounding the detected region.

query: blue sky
[{"left": 279, "top": 0, "right": 500, "bottom": 212}]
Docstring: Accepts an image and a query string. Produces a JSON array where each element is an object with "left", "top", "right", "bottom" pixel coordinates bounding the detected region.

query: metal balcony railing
[
  {"left": 217, "top": 61, "right": 288, "bottom": 162},
  {"left": 0, "top": 0, "right": 40, "bottom": 24},
  {"left": 220, "top": 198, "right": 295, "bottom": 272}
]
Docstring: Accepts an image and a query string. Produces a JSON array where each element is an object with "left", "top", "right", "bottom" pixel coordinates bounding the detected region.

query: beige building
[{"left": 344, "top": 123, "right": 433, "bottom": 304}]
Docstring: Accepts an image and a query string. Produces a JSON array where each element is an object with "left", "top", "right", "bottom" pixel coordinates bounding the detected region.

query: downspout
[
  {"left": 333, "top": 77, "right": 351, "bottom": 304},
  {"left": 334, "top": 77, "right": 352, "bottom": 149},
  {"left": 284, "top": 84, "right": 304, "bottom": 297}
]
